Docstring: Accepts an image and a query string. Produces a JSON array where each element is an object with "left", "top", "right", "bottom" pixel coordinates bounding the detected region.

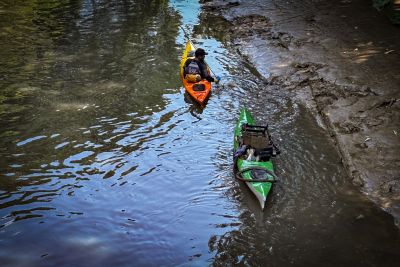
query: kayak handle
[{"left": 235, "top": 167, "right": 279, "bottom": 183}]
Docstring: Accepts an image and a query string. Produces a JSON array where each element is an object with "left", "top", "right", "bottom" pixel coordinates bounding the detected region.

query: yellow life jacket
[{"left": 185, "top": 74, "right": 201, "bottom": 83}]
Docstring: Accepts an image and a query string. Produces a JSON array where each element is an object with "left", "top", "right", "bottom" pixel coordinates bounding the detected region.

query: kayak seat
[{"left": 193, "top": 84, "right": 206, "bottom": 91}]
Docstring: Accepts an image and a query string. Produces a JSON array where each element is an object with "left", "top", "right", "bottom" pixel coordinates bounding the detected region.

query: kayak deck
[{"left": 180, "top": 41, "right": 212, "bottom": 105}]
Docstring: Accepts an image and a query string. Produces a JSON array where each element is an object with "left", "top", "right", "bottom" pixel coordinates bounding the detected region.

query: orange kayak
[{"left": 180, "top": 41, "right": 212, "bottom": 105}]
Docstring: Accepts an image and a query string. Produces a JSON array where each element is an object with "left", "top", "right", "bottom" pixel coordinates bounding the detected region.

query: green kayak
[{"left": 233, "top": 108, "right": 280, "bottom": 209}]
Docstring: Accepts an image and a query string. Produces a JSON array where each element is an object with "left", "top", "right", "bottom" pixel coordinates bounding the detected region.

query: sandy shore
[{"left": 201, "top": 0, "right": 400, "bottom": 224}]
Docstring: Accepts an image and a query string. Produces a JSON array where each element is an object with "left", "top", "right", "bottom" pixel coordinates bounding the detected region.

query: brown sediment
[{"left": 202, "top": 0, "right": 400, "bottom": 223}]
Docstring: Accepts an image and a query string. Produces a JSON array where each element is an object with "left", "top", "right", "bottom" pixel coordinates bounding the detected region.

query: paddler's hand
[{"left": 206, "top": 76, "right": 214, "bottom": 83}]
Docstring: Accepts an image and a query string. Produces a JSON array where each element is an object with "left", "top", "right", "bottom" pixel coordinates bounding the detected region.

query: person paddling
[{"left": 184, "top": 48, "right": 220, "bottom": 83}]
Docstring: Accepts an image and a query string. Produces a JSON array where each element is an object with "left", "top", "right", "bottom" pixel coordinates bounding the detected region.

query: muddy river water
[{"left": 1, "top": 0, "right": 399, "bottom": 266}]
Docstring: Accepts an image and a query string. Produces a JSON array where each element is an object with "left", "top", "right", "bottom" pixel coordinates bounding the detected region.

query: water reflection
[{"left": 1, "top": 0, "right": 182, "bottom": 223}]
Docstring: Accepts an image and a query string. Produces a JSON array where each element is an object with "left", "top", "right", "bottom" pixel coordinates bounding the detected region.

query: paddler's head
[{"left": 195, "top": 48, "right": 207, "bottom": 62}]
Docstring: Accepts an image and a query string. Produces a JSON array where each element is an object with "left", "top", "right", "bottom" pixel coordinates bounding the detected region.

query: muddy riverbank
[{"left": 202, "top": 0, "right": 400, "bottom": 223}]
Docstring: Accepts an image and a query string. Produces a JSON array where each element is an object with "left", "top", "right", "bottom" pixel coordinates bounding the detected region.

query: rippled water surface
[{"left": 1, "top": 0, "right": 400, "bottom": 266}]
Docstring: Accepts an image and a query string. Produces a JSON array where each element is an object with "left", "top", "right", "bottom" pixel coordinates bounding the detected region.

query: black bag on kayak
[{"left": 185, "top": 59, "right": 201, "bottom": 75}]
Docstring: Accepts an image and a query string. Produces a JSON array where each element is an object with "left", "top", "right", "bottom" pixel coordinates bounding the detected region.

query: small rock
[
  {"left": 352, "top": 175, "right": 364, "bottom": 187},
  {"left": 384, "top": 50, "right": 395, "bottom": 55},
  {"left": 356, "top": 214, "right": 364, "bottom": 220}
]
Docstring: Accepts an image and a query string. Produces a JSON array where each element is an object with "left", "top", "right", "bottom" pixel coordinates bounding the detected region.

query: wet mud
[{"left": 202, "top": 0, "right": 400, "bottom": 223}]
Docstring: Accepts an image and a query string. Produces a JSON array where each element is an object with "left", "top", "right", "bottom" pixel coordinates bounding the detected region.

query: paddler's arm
[
  {"left": 201, "top": 62, "right": 220, "bottom": 83},
  {"left": 205, "top": 76, "right": 215, "bottom": 82},
  {"left": 205, "top": 75, "right": 221, "bottom": 84},
  {"left": 184, "top": 59, "right": 194, "bottom": 77},
  {"left": 183, "top": 59, "right": 189, "bottom": 76}
]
